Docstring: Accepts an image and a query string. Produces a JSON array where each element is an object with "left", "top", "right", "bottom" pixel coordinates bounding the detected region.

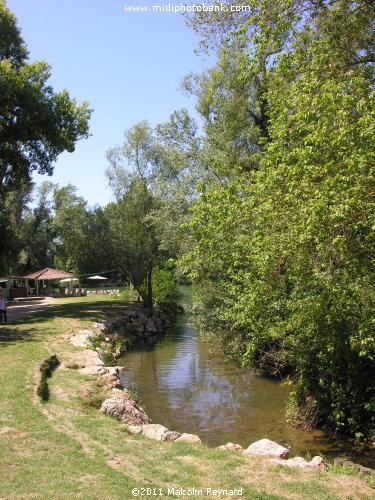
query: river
[{"left": 119, "top": 289, "right": 374, "bottom": 466}]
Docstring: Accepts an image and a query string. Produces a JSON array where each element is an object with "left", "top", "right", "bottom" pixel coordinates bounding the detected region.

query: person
[{"left": 0, "top": 292, "right": 7, "bottom": 323}]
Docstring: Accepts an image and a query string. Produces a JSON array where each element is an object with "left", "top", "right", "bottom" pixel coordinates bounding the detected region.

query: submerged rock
[{"left": 244, "top": 439, "right": 290, "bottom": 458}]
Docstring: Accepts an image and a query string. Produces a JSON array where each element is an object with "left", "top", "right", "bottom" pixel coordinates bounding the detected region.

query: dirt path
[{"left": 4, "top": 297, "right": 57, "bottom": 323}]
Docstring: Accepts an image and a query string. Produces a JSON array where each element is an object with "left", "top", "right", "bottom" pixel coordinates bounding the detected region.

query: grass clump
[
  {"left": 81, "top": 385, "right": 107, "bottom": 409},
  {"left": 36, "top": 354, "right": 60, "bottom": 402}
]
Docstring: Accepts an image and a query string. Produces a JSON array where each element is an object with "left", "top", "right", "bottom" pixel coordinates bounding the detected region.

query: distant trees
[{"left": 0, "top": 1, "right": 91, "bottom": 274}]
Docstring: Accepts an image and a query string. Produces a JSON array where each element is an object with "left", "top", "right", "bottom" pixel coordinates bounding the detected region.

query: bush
[{"left": 151, "top": 267, "right": 182, "bottom": 316}]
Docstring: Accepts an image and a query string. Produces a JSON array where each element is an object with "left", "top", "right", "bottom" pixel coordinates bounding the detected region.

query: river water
[{"left": 119, "top": 290, "right": 374, "bottom": 466}]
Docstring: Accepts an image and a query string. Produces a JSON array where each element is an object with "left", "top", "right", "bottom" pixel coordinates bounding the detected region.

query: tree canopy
[{"left": 181, "top": 0, "right": 375, "bottom": 438}]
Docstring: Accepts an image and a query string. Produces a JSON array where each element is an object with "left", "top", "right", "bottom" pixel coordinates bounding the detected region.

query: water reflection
[{"left": 119, "top": 292, "right": 374, "bottom": 466}]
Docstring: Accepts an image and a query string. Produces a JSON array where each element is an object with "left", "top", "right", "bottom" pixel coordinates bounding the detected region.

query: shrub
[{"left": 151, "top": 267, "right": 182, "bottom": 316}]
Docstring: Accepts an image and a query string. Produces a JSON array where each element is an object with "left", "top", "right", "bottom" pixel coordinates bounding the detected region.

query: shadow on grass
[
  {"left": 0, "top": 298, "right": 125, "bottom": 346},
  {"left": 0, "top": 324, "right": 40, "bottom": 345}
]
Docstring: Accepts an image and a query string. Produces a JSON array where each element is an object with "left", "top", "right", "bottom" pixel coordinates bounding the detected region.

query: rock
[
  {"left": 100, "top": 374, "right": 122, "bottom": 390},
  {"left": 79, "top": 366, "right": 104, "bottom": 375},
  {"left": 70, "top": 330, "right": 94, "bottom": 347},
  {"left": 270, "top": 456, "right": 308, "bottom": 467},
  {"left": 175, "top": 433, "right": 201, "bottom": 444},
  {"left": 93, "top": 322, "right": 107, "bottom": 332},
  {"left": 142, "top": 424, "right": 180, "bottom": 441},
  {"left": 343, "top": 460, "right": 357, "bottom": 468},
  {"left": 270, "top": 456, "right": 323, "bottom": 469},
  {"left": 333, "top": 457, "right": 372, "bottom": 474},
  {"left": 163, "top": 430, "right": 181, "bottom": 442},
  {"left": 334, "top": 457, "right": 345, "bottom": 466},
  {"left": 244, "top": 439, "right": 290, "bottom": 459},
  {"left": 145, "top": 319, "right": 157, "bottom": 334},
  {"left": 107, "top": 366, "right": 121, "bottom": 376},
  {"left": 141, "top": 424, "right": 169, "bottom": 441},
  {"left": 217, "top": 442, "right": 243, "bottom": 452},
  {"left": 100, "top": 396, "right": 151, "bottom": 425},
  {"left": 358, "top": 466, "right": 373, "bottom": 476},
  {"left": 127, "top": 425, "right": 143, "bottom": 435},
  {"left": 123, "top": 323, "right": 137, "bottom": 335},
  {"left": 137, "top": 312, "right": 148, "bottom": 324},
  {"left": 126, "top": 310, "right": 139, "bottom": 318},
  {"left": 311, "top": 456, "right": 325, "bottom": 469}
]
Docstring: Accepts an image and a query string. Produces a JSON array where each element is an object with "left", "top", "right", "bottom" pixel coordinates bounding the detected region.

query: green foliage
[
  {"left": 126, "top": 384, "right": 145, "bottom": 410},
  {"left": 106, "top": 113, "right": 202, "bottom": 313},
  {"left": 148, "top": 267, "right": 182, "bottom": 316},
  {"left": 183, "top": 0, "right": 375, "bottom": 438}
]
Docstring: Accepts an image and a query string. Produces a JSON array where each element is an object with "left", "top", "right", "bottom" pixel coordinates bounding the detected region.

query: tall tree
[
  {"left": 106, "top": 122, "right": 160, "bottom": 312},
  {"left": 183, "top": 0, "right": 375, "bottom": 436}
]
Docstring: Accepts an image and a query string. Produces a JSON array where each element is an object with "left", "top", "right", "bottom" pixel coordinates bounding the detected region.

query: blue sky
[{"left": 7, "top": 0, "right": 212, "bottom": 206}]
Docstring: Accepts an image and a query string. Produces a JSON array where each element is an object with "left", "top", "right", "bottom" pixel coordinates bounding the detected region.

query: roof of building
[{"left": 23, "top": 268, "right": 74, "bottom": 280}]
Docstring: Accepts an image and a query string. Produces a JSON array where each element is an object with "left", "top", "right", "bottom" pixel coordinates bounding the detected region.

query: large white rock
[
  {"left": 141, "top": 424, "right": 169, "bottom": 441},
  {"left": 244, "top": 439, "right": 290, "bottom": 458},
  {"left": 140, "top": 424, "right": 180, "bottom": 442},
  {"left": 100, "top": 396, "right": 151, "bottom": 425},
  {"left": 175, "top": 433, "right": 201, "bottom": 444}
]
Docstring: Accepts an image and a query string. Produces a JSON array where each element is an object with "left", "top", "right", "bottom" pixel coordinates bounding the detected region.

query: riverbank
[{"left": 0, "top": 295, "right": 373, "bottom": 499}]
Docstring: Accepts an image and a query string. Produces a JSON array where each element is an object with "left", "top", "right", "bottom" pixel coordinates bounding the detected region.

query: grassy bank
[{"left": 0, "top": 296, "right": 373, "bottom": 499}]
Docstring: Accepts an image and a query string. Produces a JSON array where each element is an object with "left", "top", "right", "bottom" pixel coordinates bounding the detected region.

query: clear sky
[{"left": 6, "top": 0, "right": 212, "bottom": 206}]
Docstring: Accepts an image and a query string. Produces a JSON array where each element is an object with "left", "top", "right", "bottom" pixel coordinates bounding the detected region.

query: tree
[
  {"left": 16, "top": 181, "right": 55, "bottom": 274},
  {"left": 257, "top": 0, "right": 375, "bottom": 435},
  {"left": 183, "top": 0, "right": 375, "bottom": 437},
  {"left": 0, "top": 179, "right": 32, "bottom": 273},
  {"left": 106, "top": 179, "right": 157, "bottom": 312},
  {"left": 0, "top": 1, "right": 91, "bottom": 273},
  {"left": 106, "top": 122, "right": 160, "bottom": 313},
  {"left": 106, "top": 113, "right": 203, "bottom": 312},
  {"left": 106, "top": 120, "right": 158, "bottom": 199},
  {"left": 182, "top": 48, "right": 263, "bottom": 177},
  {"left": 52, "top": 184, "right": 88, "bottom": 274}
]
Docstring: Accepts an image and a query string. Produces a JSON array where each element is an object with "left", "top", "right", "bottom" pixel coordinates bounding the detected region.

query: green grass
[{"left": 0, "top": 295, "right": 373, "bottom": 499}]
